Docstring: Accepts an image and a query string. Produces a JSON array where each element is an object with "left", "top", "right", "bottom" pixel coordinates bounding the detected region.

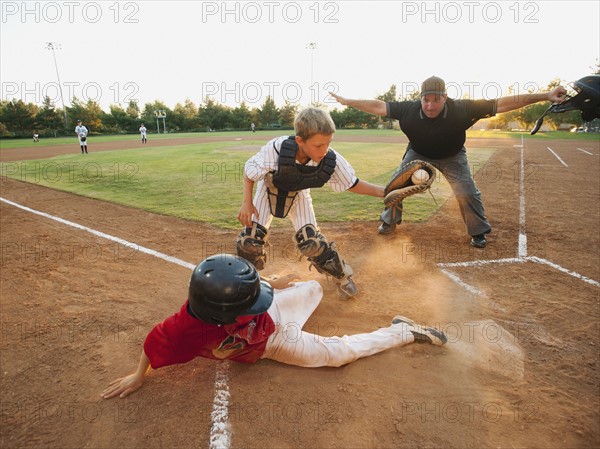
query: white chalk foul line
[
  {"left": 437, "top": 257, "right": 524, "bottom": 268},
  {"left": 575, "top": 148, "right": 593, "bottom": 155},
  {"left": 527, "top": 256, "right": 600, "bottom": 288},
  {"left": 0, "top": 196, "right": 196, "bottom": 270},
  {"left": 518, "top": 233, "right": 528, "bottom": 259},
  {"left": 439, "top": 269, "right": 483, "bottom": 296},
  {"left": 437, "top": 259, "right": 523, "bottom": 298},
  {"left": 438, "top": 256, "right": 599, "bottom": 291},
  {"left": 210, "top": 361, "right": 231, "bottom": 449},
  {"left": 518, "top": 145, "right": 527, "bottom": 258},
  {"left": 546, "top": 147, "right": 568, "bottom": 167},
  {"left": 0, "top": 196, "right": 232, "bottom": 448}
]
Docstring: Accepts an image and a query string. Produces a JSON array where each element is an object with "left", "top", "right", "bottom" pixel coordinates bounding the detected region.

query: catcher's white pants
[{"left": 262, "top": 281, "right": 414, "bottom": 367}]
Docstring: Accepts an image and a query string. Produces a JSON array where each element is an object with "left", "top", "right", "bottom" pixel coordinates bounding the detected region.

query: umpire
[{"left": 331, "top": 76, "right": 566, "bottom": 248}]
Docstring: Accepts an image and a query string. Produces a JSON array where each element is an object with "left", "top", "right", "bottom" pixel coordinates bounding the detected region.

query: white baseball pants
[{"left": 262, "top": 281, "right": 414, "bottom": 367}]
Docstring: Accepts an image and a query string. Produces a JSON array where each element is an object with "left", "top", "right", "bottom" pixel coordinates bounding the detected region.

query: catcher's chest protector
[{"left": 266, "top": 137, "right": 336, "bottom": 218}]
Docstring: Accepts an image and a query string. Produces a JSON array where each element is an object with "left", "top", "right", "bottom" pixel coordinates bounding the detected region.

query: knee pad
[
  {"left": 236, "top": 222, "right": 269, "bottom": 270},
  {"left": 294, "top": 225, "right": 351, "bottom": 280},
  {"left": 294, "top": 224, "right": 327, "bottom": 258},
  {"left": 309, "top": 242, "right": 353, "bottom": 280}
]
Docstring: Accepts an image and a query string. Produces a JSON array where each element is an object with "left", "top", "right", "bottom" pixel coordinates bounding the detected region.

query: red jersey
[{"left": 143, "top": 300, "right": 276, "bottom": 368}]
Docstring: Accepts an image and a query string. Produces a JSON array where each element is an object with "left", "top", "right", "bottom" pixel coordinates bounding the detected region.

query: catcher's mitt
[{"left": 383, "top": 160, "right": 436, "bottom": 208}]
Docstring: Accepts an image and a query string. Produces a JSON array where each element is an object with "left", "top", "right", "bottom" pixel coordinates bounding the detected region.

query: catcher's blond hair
[{"left": 294, "top": 107, "right": 336, "bottom": 141}]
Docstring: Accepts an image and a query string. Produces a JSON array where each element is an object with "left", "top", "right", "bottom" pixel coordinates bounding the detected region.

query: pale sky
[{"left": 1, "top": 1, "right": 599, "bottom": 111}]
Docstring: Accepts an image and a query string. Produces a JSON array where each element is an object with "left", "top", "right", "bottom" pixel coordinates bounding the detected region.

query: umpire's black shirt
[{"left": 386, "top": 99, "right": 497, "bottom": 159}]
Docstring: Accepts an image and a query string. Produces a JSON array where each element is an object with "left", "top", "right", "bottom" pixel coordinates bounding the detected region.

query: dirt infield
[{"left": 1, "top": 135, "right": 599, "bottom": 449}]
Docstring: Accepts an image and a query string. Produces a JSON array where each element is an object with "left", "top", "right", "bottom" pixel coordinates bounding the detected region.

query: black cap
[{"left": 421, "top": 76, "right": 446, "bottom": 96}]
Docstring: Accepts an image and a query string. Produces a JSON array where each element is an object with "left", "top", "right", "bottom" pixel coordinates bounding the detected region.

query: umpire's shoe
[
  {"left": 470, "top": 229, "right": 491, "bottom": 248},
  {"left": 378, "top": 221, "right": 396, "bottom": 235},
  {"left": 392, "top": 315, "right": 447, "bottom": 346},
  {"left": 470, "top": 233, "right": 486, "bottom": 248}
]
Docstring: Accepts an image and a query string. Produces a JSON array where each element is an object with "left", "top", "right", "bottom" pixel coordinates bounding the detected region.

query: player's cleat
[
  {"left": 391, "top": 315, "right": 447, "bottom": 346},
  {"left": 337, "top": 276, "right": 358, "bottom": 299},
  {"left": 378, "top": 221, "right": 396, "bottom": 235},
  {"left": 470, "top": 233, "right": 487, "bottom": 248}
]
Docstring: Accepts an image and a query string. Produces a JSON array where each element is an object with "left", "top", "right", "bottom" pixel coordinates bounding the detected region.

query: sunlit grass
[
  {"left": 1, "top": 136, "right": 497, "bottom": 228},
  {"left": 3, "top": 128, "right": 596, "bottom": 151}
]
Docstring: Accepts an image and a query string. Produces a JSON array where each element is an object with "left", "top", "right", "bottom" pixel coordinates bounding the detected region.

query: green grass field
[
  {"left": 1, "top": 128, "right": 597, "bottom": 151},
  {"left": 0, "top": 132, "right": 227, "bottom": 149},
  {"left": 2, "top": 132, "right": 498, "bottom": 228}
]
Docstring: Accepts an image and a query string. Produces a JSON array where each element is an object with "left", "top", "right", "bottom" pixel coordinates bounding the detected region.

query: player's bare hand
[
  {"left": 548, "top": 86, "right": 568, "bottom": 103},
  {"left": 237, "top": 203, "right": 259, "bottom": 228},
  {"left": 101, "top": 373, "right": 145, "bottom": 399},
  {"left": 266, "top": 273, "right": 301, "bottom": 290},
  {"left": 329, "top": 92, "right": 349, "bottom": 105}
]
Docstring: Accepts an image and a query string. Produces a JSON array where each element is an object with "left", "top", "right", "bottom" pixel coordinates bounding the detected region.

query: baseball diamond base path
[{"left": 1, "top": 135, "right": 598, "bottom": 449}]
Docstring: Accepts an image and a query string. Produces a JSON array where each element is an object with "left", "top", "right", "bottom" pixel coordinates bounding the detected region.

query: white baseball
[{"left": 411, "top": 169, "right": 430, "bottom": 185}]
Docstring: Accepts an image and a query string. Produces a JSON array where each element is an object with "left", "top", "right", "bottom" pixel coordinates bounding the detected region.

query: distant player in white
[
  {"left": 237, "top": 107, "right": 385, "bottom": 298},
  {"left": 139, "top": 124, "right": 147, "bottom": 143},
  {"left": 75, "top": 120, "right": 88, "bottom": 154}
]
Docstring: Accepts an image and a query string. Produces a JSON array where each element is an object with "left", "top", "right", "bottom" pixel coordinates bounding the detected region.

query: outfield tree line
[
  {"left": 0, "top": 96, "right": 297, "bottom": 137},
  {"left": 2, "top": 72, "right": 596, "bottom": 138},
  {"left": 0, "top": 93, "right": 384, "bottom": 138}
]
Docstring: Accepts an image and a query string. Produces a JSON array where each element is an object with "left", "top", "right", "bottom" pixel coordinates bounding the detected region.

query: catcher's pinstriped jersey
[{"left": 243, "top": 135, "right": 358, "bottom": 231}]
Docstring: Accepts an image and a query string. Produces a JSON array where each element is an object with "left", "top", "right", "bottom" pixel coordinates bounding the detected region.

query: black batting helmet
[
  {"left": 187, "top": 254, "right": 273, "bottom": 325},
  {"left": 549, "top": 75, "right": 600, "bottom": 121}
]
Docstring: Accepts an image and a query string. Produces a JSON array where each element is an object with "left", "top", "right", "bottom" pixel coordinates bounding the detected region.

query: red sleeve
[{"left": 143, "top": 303, "right": 211, "bottom": 369}]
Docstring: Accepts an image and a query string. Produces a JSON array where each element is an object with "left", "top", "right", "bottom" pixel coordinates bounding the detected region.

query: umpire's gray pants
[{"left": 380, "top": 147, "right": 491, "bottom": 237}]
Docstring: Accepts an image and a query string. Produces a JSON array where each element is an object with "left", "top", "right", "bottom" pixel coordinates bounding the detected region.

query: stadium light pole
[
  {"left": 306, "top": 42, "right": 317, "bottom": 105},
  {"left": 45, "top": 42, "right": 68, "bottom": 132}
]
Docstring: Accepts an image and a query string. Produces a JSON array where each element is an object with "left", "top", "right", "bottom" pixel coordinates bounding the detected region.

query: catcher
[
  {"left": 331, "top": 76, "right": 568, "bottom": 248},
  {"left": 237, "top": 107, "right": 385, "bottom": 299},
  {"left": 101, "top": 254, "right": 447, "bottom": 399}
]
